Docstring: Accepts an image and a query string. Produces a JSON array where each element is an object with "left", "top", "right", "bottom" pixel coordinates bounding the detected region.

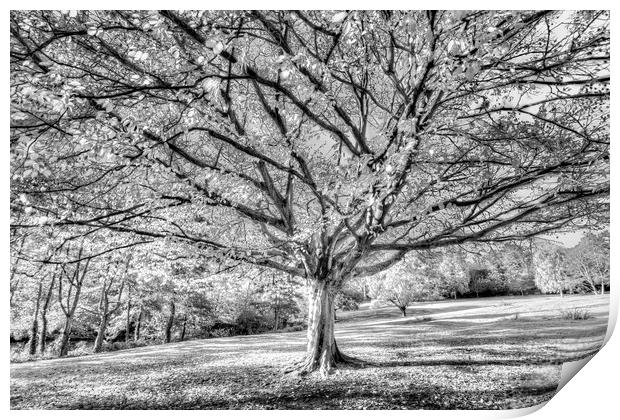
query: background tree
[
  {"left": 566, "top": 231, "right": 609, "bottom": 294},
  {"left": 436, "top": 250, "right": 470, "bottom": 299},
  {"left": 533, "top": 245, "right": 581, "bottom": 297},
  {"left": 91, "top": 253, "right": 130, "bottom": 352},
  {"left": 56, "top": 243, "right": 92, "bottom": 356},
  {"left": 10, "top": 10, "right": 609, "bottom": 375},
  {"left": 369, "top": 253, "right": 440, "bottom": 316}
]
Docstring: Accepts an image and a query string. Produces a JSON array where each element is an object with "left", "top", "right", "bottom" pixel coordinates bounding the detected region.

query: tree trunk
[
  {"left": 39, "top": 275, "right": 55, "bottom": 354},
  {"left": 286, "top": 279, "right": 360, "bottom": 376},
  {"left": 164, "top": 300, "right": 175, "bottom": 343},
  {"left": 400, "top": 306, "right": 407, "bottom": 317},
  {"left": 180, "top": 315, "right": 187, "bottom": 341},
  {"left": 59, "top": 317, "right": 72, "bottom": 357},
  {"left": 134, "top": 307, "right": 142, "bottom": 341},
  {"left": 39, "top": 313, "right": 48, "bottom": 355},
  {"left": 273, "top": 308, "right": 279, "bottom": 332},
  {"left": 27, "top": 283, "right": 43, "bottom": 355},
  {"left": 125, "top": 292, "right": 131, "bottom": 343},
  {"left": 93, "top": 313, "right": 109, "bottom": 353}
]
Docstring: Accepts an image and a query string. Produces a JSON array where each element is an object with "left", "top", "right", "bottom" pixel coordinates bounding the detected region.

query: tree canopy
[{"left": 10, "top": 10, "right": 609, "bottom": 374}]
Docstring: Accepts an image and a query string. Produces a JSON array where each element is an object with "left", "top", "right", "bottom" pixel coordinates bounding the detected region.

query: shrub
[
  {"left": 68, "top": 340, "right": 93, "bottom": 357},
  {"left": 561, "top": 307, "right": 591, "bottom": 320},
  {"left": 209, "top": 327, "right": 234, "bottom": 338},
  {"left": 279, "top": 325, "right": 304, "bottom": 333}
]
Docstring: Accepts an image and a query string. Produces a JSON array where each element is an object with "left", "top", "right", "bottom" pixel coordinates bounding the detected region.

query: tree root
[{"left": 282, "top": 349, "right": 373, "bottom": 377}]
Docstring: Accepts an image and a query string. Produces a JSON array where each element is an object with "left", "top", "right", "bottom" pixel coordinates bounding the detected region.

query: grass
[{"left": 10, "top": 294, "right": 609, "bottom": 410}]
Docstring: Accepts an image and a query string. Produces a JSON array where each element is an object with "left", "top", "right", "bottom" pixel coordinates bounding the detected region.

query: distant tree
[
  {"left": 38, "top": 268, "right": 57, "bottom": 354},
  {"left": 369, "top": 253, "right": 439, "bottom": 316},
  {"left": 256, "top": 272, "right": 302, "bottom": 330},
  {"left": 468, "top": 267, "right": 492, "bottom": 298},
  {"left": 56, "top": 243, "right": 92, "bottom": 356},
  {"left": 92, "top": 254, "right": 130, "bottom": 353},
  {"left": 566, "top": 232, "right": 609, "bottom": 294},
  {"left": 533, "top": 246, "right": 581, "bottom": 296},
  {"left": 436, "top": 251, "right": 469, "bottom": 299},
  {"left": 498, "top": 243, "right": 536, "bottom": 295}
]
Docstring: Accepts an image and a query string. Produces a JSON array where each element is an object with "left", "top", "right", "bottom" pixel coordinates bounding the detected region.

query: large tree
[{"left": 10, "top": 10, "right": 609, "bottom": 375}]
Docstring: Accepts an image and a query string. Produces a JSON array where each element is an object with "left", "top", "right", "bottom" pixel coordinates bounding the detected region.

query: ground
[{"left": 10, "top": 294, "right": 608, "bottom": 410}]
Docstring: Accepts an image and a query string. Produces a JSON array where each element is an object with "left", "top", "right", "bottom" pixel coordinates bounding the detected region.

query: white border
[{"left": 4, "top": 3, "right": 618, "bottom": 419}]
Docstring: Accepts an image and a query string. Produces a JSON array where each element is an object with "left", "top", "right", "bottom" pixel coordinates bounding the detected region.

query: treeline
[
  {"left": 10, "top": 235, "right": 309, "bottom": 360},
  {"left": 10, "top": 230, "right": 608, "bottom": 360},
  {"left": 362, "top": 233, "right": 609, "bottom": 316}
]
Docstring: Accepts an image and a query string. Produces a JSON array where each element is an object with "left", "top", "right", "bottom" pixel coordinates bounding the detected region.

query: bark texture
[
  {"left": 27, "top": 282, "right": 43, "bottom": 355},
  {"left": 286, "top": 279, "right": 362, "bottom": 376},
  {"left": 58, "top": 318, "right": 72, "bottom": 357},
  {"left": 39, "top": 274, "right": 56, "bottom": 354},
  {"left": 164, "top": 300, "right": 175, "bottom": 343}
]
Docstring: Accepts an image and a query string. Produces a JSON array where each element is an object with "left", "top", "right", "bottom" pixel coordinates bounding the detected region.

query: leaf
[
  {"left": 213, "top": 42, "right": 224, "bottom": 55},
  {"left": 331, "top": 12, "right": 347, "bottom": 24}
]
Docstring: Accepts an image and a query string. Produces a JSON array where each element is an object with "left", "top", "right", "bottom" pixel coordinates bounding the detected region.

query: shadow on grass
[{"left": 37, "top": 372, "right": 559, "bottom": 410}]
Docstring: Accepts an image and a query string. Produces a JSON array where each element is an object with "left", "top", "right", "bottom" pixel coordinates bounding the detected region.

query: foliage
[
  {"left": 533, "top": 245, "right": 582, "bottom": 295},
  {"left": 368, "top": 252, "right": 442, "bottom": 315},
  {"left": 564, "top": 231, "right": 609, "bottom": 294},
  {"left": 9, "top": 10, "right": 609, "bottom": 371},
  {"left": 10, "top": 10, "right": 609, "bottom": 286}
]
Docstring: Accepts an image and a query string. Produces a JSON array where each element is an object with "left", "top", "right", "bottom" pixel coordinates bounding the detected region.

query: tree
[
  {"left": 38, "top": 268, "right": 57, "bottom": 354},
  {"left": 10, "top": 10, "right": 609, "bottom": 375},
  {"left": 92, "top": 254, "right": 130, "bottom": 353},
  {"left": 256, "top": 272, "right": 302, "bottom": 331},
  {"left": 436, "top": 250, "right": 469, "bottom": 299},
  {"left": 369, "top": 253, "right": 439, "bottom": 316},
  {"left": 533, "top": 245, "right": 581, "bottom": 296},
  {"left": 56, "top": 243, "right": 92, "bottom": 356},
  {"left": 490, "top": 242, "right": 536, "bottom": 295},
  {"left": 566, "top": 231, "right": 609, "bottom": 294}
]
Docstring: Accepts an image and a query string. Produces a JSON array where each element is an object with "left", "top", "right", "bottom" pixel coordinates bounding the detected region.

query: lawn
[{"left": 10, "top": 294, "right": 609, "bottom": 410}]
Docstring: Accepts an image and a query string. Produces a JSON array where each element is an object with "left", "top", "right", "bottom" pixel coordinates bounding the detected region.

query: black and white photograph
[{"left": 9, "top": 7, "right": 611, "bottom": 411}]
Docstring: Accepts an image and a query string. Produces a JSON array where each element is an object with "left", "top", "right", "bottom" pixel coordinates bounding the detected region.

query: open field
[{"left": 10, "top": 294, "right": 609, "bottom": 410}]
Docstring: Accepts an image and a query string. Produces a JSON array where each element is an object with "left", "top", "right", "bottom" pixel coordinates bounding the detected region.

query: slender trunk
[
  {"left": 164, "top": 300, "right": 175, "bottom": 343},
  {"left": 27, "top": 282, "right": 43, "bottom": 355},
  {"left": 10, "top": 235, "right": 26, "bottom": 306},
  {"left": 400, "top": 306, "right": 407, "bottom": 317},
  {"left": 134, "top": 307, "right": 142, "bottom": 341},
  {"left": 287, "top": 278, "right": 359, "bottom": 376},
  {"left": 59, "top": 317, "right": 72, "bottom": 357},
  {"left": 39, "top": 275, "right": 55, "bottom": 354},
  {"left": 93, "top": 283, "right": 110, "bottom": 353},
  {"left": 125, "top": 297, "right": 131, "bottom": 343},
  {"left": 57, "top": 248, "right": 89, "bottom": 357},
  {"left": 273, "top": 307, "right": 279, "bottom": 332},
  {"left": 180, "top": 315, "right": 187, "bottom": 341},
  {"left": 93, "top": 313, "right": 109, "bottom": 353}
]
